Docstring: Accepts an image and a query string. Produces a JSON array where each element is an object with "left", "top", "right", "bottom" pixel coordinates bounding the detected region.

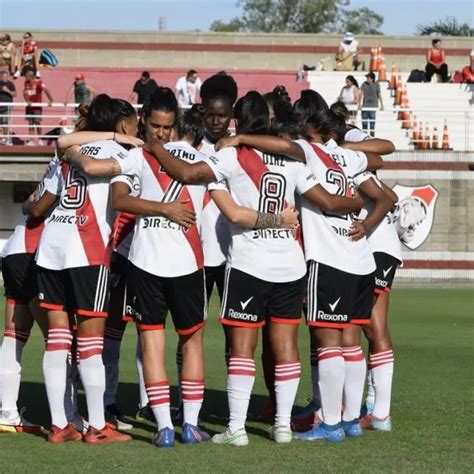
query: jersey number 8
[
  {"left": 258, "top": 172, "right": 286, "bottom": 214},
  {"left": 60, "top": 166, "right": 87, "bottom": 210}
]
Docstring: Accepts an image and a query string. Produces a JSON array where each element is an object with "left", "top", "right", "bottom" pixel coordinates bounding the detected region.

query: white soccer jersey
[
  {"left": 2, "top": 156, "right": 61, "bottom": 258},
  {"left": 297, "top": 139, "right": 376, "bottom": 276},
  {"left": 353, "top": 171, "right": 402, "bottom": 262},
  {"left": 36, "top": 140, "right": 132, "bottom": 270},
  {"left": 205, "top": 146, "right": 318, "bottom": 283},
  {"left": 344, "top": 126, "right": 372, "bottom": 143},
  {"left": 121, "top": 142, "right": 207, "bottom": 278},
  {"left": 199, "top": 136, "right": 231, "bottom": 267}
]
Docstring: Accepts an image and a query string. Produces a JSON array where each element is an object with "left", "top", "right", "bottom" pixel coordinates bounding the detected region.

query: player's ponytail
[
  {"left": 75, "top": 103, "right": 90, "bottom": 131},
  {"left": 86, "top": 93, "right": 115, "bottom": 131},
  {"left": 234, "top": 91, "right": 269, "bottom": 135},
  {"left": 330, "top": 101, "right": 350, "bottom": 121},
  {"left": 293, "top": 89, "right": 329, "bottom": 127},
  {"left": 176, "top": 104, "right": 207, "bottom": 148}
]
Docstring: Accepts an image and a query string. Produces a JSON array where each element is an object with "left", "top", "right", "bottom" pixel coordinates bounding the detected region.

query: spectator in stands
[
  {"left": 338, "top": 75, "right": 359, "bottom": 124},
  {"left": 65, "top": 73, "right": 96, "bottom": 105},
  {"left": 358, "top": 72, "right": 383, "bottom": 137},
  {"left": 336, "top": 32, "right": 361, "bottom": 71},
  {"left": 425, "top": 39, "right": 449, "bottom": 83},
  {"left": 129, "top": 71, "right": 158, "bottom": 105},
  {"left": 1, "top": 33, "right": 16, "bottom": 76},
  {"left": 0, "top": 70, "right": 16, "bottom": 145},
  {"left": 23, "top": 67, "right": 53, "bottom": 145},
  {"left": 461, "top": 50, "right": 474, "bottom": 84},
  {"left": 14, "top": 32, "right": 40, "bottom": 78},
  {"left": 175, "top": 69, "right": 202, "bottom": 108}
]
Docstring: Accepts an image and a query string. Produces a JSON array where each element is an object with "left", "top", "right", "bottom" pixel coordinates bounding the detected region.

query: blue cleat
[
  {"left": 152, "top": 427, "right": 175, "bottom": 448},
  {"left": 342, "top": 419, "right": 363, "bottom": 438},
  {"left": 182, "top": 423, "right": 211, "bottom": 444},
  {"left": 293, "top": 423, "right": 345, "bottom": 442}
]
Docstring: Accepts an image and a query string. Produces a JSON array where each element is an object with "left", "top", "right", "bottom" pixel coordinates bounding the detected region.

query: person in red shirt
[
  {"left": 23, "top": 67, "right": 53, "bottom": 145},
  {"left": 461, "top": 50, "right": 474, "bottom": 84},
  {"left": 425, "top": 39, "right": 449, "bottom": 83},
  {"left": 15, "top": 32, "right": 40, "bottom": 78}
]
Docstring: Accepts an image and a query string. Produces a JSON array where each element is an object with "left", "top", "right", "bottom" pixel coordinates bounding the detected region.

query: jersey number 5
[
  {"left": 258, "top": 172, "right": 286, "bottom": 214},
  {"left": 60, "top": 167, "right": 87, "bottom": 210}
]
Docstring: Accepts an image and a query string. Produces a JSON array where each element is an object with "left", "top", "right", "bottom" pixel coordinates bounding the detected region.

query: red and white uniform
[
  {"left": 297, "top": 139, "right": 376, "bottom": 275},
  {"left": 199, "top": 136, "right": 231, "bottom": 267},
  {"left": 205, "top": 146, "right": 318, "bottom": 283},
  {"left": 2, "top": 156, "right": 60, "bottom": 257},
  {"left": 24, "top": 79, "right": 45, "bottom": 104},
  {"left": 121, "top": 141, "right": 207, "bottom": 278},
  {"left": 36, "top": 140, "right": 133, "bottom": 270},
  {"left": 353, "top": 172, "right": 402, "bottom": 262},
  {"left": 20, "top": 41, "right": 37, "bottom": 65}
]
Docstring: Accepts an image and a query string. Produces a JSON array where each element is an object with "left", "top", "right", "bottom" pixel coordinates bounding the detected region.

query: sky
[{"left": 0, "top": 0, "right": 472, "bottom": 35}]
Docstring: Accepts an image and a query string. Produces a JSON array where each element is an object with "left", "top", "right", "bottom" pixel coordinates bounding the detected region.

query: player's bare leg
[
  {"left": 361, "top": 292, "right": 394, "bottom": 430},
  {"left": 0, "top": 300, "right": 41, "bottom": 433},
  {"left": 268, "top": 321, "right": 301, "bottom": 443}
]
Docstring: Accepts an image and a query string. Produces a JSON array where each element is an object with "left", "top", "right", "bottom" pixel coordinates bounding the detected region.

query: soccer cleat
[
  {"left": 0, "top": 408, "right": 43, "bottom": 434},
  {"left": 71, "top": 414, "right": 89, "bottom": 435},
  {"left": 291, "top": 409, "right": 323, "bottom": 432},
  {"left": 342, "top": 419, "right": 364, "bottom": 438},
  {"left": 359, "top": 401, "right": 374, "bottom": 418},
  {"left": 360, "top": 414, "right": 392, "bottom": 432},
  {"left": 136, "top": 403, "right": 154, "bottom": 422},
  {"left": 48, "top": 422, "right": 83, "bottom": 443},
  {"left": 293, "top": 423, "right": 345, "bottom": 443},
  {"left": 182, "top": 423, "right": 211, "bottom": 444},
  {"left": 105, "top": 404, "right": 134, "bottom": 431},
  {"left": 270, "top": 425, "right": 293, "bottom": 443},
  {"left": 212, "top": 428, "right": 249, "bottom": 446},
  {"left": 84, "top": 425, "right": 132, "bottom": 444},
  {"left": 152, "top": 427, "right": 175, "bottom": 448}
]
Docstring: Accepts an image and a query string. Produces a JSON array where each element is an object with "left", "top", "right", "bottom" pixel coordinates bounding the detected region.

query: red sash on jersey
[
  {"left": 235, "top": 146, "right": 301, "bottom": 243},
  {"left": 309, "top": 143, "right": 352, "bottom": 196},
  {"left": 61, "top": 164, "right": 109, "bottom": 267},
  {"left": 143, "top": 151, "right": 204, "bottom": 269},
  {"left": 202, "top": 191, "right": 212, "bottom": 209},
  {"left": 24, "top": 217, "right": 45, "bottom": 253},
  {"left": 111, "top": 212, "right": 135, "bottom": 251}
]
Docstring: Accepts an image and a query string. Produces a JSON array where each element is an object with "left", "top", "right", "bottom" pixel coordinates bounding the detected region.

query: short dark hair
[
  {"left": 366, "top": 72, "right": 376, "bottom": 81},
  {"left": 141, "top": 71, "right": 150, "bottom": 79},
  {"left": 234, "top": 91, "right": 269, "bottom": 135},
  {"left": 187, "top": 69, "right": 198, "bottom": 78},
  {"left": 176, "top": 104, "right": 207, "bottom": 148},
  {"left": 200, "top": 73, "right": 238, "bottom": 106},
  {"left": 432, "top": 39, "right": 441, "bottom": 46}
]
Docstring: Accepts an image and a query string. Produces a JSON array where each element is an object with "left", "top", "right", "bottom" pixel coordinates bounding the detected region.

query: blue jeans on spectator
[{"left": 361, "top": 110, "right": 376, "bottom": 136}]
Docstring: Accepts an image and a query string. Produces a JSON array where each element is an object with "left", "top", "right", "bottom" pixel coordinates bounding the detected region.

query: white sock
[
  {"left": 77, "top": 335, "right": 106, "bottom": 430},
  {"left": 181, "top": 379, "right": 204, "bottom": 426},
  {"left": 274, "top": 361, "right": 301, "bottom": 427},
  {"left": 342, "top": 346, "right": 367, "bottom": 422},
  {"left": 43, "top": 327, "right": 72, "bottom": 429},
  {"left": 103, "top": 330, "right": 123, "bottom": 407},
  {"left": 227, "top": 357, "right": 255, "bottom": 433},
  {"left": 366, "top": 369, "right": 375, "bottom": 408},
  {"left": 136, "top": 338, "right": 148, "bottom": 408},
  {"left": 318, "top": 347, "right": 345, "bottom": 426},
  {"left": 146, "top": 381, "right": 173, "bottom": 430},
  {"left": 0, "top": 329, "right": 30, "bottom": 414},
  {"left": 310, "top": 348, "right": 321, "bottom": 408},
  {"left": 369, "top": 350, "right": 394, "bottom": 420}
]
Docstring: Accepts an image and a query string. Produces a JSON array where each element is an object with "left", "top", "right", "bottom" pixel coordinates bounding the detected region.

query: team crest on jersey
[{"left": 392, "top": 184, "right": 439, "bottom": 250}]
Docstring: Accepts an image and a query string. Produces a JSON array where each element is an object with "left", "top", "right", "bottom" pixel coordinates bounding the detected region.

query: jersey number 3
[{"left": 60, "top": 167, "right": 87, "bottom": 210}]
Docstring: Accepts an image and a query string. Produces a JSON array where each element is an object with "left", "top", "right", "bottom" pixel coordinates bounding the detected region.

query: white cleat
[
  {"left": 0, "top": 408, "right": 43, "bottom": 433},
  {"left": 212, "top": 427, "right": 249, "bottom": 446},
  {"left": 270, "top": 425, "right": 293, "bottom": 443}
]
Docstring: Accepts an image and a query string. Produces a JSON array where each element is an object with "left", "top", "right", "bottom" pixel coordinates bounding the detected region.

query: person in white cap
[{"left": 337, "top": 32, "right": 361, "bottom": 71}]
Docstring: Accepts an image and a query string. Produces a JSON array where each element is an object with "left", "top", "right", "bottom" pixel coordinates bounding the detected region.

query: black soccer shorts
[
  {"left": 373, "top": 252, "right": 401, "bottom": 295},
  {"left": 306, "top": 260, "right": 374, "bottom": 329},
  {"left": 204, "top": 264, "right": 226, "bottom": 303},
  {"left": 124, "top": 263, "right": 207, "bottom": 335},
  {"left": 37, "top": 264, "right": 110, "bottom": 317},
  {"left": 2, "top": 253, "right": 38, "bottom": 304},
  {"left": 220, "top": 267, "right": 306, "bottom": 328}
]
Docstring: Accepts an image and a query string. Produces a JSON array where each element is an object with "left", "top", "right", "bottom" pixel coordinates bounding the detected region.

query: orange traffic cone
[
  {"left": 369, "top": 46, "right": 375, "bottom": 72},
  {"left": 412, "top": 115, "right": 419, "bottom": 149},
  {"left": 389, "top": 62, "right": 397, "bottom": 90},
  {"left": 442, "top": 120, "right": 450, "bottom": 149},
  {"left": 418, "top": 121, "right": 426, "bottom": 150},
  {"left": 425, "top": 126, "right": 431, "bottom": 149},
  {"left": 402, "top": 88, "right": 411, "bottom": 128},
  {"left": 376, "top": 46, "right": 382, "bottom": 72},
  {"left": 394, "top": 81, "right": 402, "bottom": 106},
  {"left": 379, "top": 54, "right": 387, "bottom": 81},
  {"left": 432, "top": 127, "right": 439, "bottom": 150}
]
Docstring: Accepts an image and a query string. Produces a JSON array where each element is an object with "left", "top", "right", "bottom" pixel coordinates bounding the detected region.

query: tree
[
  {"left": 209, "top": 0, "right": 384, "bottom": 35},
  {"left": 416, "top": 17, "right": 473, "bottom": 37}
]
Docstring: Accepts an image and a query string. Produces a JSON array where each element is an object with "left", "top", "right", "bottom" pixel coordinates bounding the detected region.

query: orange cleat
[
  {"left": 48, "top": 422, "right": 83, "bottom": 443},
  {"left": 291, "top": 410, "right": 323, "bottom": 433},
  {"left": 84, "top": 424, "right": 132, "bottom": 444}
]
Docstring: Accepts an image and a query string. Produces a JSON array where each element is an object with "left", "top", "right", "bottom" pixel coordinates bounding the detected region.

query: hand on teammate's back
[
  {"left": 279, "top": 206, "right": 300, "bottom": 229},
  {"left": 164, "top": 199, "right": 196, "bottom": 228},
  {"left": 215, "top": 135, "right": 240, "bottom": 151}
]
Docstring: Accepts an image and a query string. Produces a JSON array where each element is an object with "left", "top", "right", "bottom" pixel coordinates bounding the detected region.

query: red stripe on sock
[
  {"left": 146, "top": 380, "right": 170, "bottom": 407},
  {"left": 343, "top": 346, "right": 365, "bottom": 362},
  {"left": 317, "top": 347, "right": 343, "bottom": 361}
]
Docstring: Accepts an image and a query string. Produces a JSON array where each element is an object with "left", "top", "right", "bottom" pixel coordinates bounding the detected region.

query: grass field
[{"left": 0, "top": 288, "right": 472, "bottom": 473}]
